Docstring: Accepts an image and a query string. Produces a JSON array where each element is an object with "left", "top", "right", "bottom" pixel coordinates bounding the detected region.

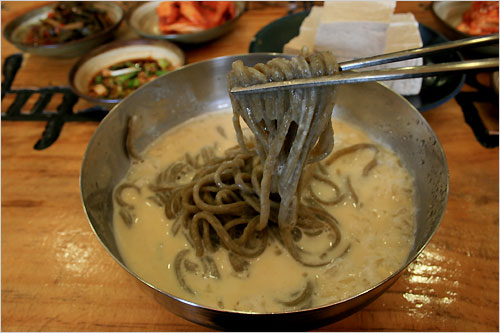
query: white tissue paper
[
  {"left": 283, "top": 1, "right": 423, "bottom": 95},
  {"left": 314, "top": 1, "right": 396, "bottom": 62},
  {"left": 379, "top": 13, "right": 423, "bottom": 95},
  {"left": 283, "top": 6, "right": 322, "bottom": 55}
]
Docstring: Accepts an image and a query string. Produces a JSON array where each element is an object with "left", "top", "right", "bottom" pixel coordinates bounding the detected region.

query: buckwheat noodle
[
  {"left": 227, "top": 51, "right": 340, "bottom": 250},
  {"left": 117, "top": 51, "right": 384, "bottom": 300},
  {"left": 149, "top": 52, "right": 346, "bottom": 265}
]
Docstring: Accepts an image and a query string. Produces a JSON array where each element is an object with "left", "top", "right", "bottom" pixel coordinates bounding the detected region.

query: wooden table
[{"left": 2, "top": 1, "right": 498, "bottom": 331}]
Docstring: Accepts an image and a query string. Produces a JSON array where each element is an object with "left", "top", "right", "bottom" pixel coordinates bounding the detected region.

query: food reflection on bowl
[
  {"left": 127, "top": 1, "right": 245, "bottom": 44},
  {"left": 3, "top": 1, "right": 124, "bottom": 58},
  {"left": 80, "top": 54, "right": 449, "bottom": 330},
  {"left": 69, "top": 39, "right": 185, "bottom": 107}
]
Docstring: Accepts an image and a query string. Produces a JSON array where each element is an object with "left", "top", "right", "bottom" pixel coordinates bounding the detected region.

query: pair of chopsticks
[{"left": 230, "top": 34, "right": 499, "bottom": 94}]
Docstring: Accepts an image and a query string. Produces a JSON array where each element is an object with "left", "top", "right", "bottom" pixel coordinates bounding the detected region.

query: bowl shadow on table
[{"left": 80, "top": 54, "right": 449, "bottom": 331}]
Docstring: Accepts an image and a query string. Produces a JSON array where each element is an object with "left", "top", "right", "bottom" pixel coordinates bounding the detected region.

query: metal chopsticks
[
  {"left": 339, "top": 33, "right": 498, "bottom": 71},
  {"left": 230, "top": 34, "right": 499, "bottom": 95}
]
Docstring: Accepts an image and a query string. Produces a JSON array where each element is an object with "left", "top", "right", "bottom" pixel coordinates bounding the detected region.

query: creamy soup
[{"left": 113, "top": 110, "right": 415, "bottom": 313}]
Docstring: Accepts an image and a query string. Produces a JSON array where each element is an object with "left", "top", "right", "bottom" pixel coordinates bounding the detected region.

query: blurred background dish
[
  {"left": 432, "top": 1, "right": 499, "bottom": 57},
  {"left": 492, "top": 71, "right": 499, "bottom": 95},
  {"left": 3, "top": 1, "right": 124, "bottom": 58},
  {"left": 69, "top": 38, "right": 185, "bottom": 107},
  {"left": 127, "top": 1, "right": 245, "bottom": 44},
  {"left": 249, "top": 10, "right": 465, "bottom": 112}
]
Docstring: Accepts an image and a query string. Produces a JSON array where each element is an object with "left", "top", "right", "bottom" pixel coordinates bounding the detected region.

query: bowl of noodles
[{"left": 80, "top": 53, "right": 449, "bottom": 330}]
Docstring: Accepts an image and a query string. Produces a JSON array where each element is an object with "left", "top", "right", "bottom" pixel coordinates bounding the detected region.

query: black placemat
[
  {"left": 456, "top": 74, "right": 499, "bottom": 148},
  {"left": 1, "top": 53, "right": 108, "bottom": 150}
]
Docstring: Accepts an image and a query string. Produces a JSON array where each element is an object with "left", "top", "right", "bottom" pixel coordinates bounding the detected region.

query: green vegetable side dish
[{"left": 89, "top": 58, "right": 173, "bottom": 100}]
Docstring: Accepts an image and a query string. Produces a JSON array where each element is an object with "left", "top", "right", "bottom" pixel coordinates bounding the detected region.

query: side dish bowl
[
  {"left": 3, "top": 2, "right": 124, "bottom": 58},
  {"left": 432, "top": 1, "right": 498, "bottom": 56},
  {"left": 127, "top": 1, "right": 245, "bottom": 44},
  {"left": 69, "top": 38, "right": 185, "bottom": 107},
  {"left": 80, "top": 54, "right": 449, "bottom": 330}
]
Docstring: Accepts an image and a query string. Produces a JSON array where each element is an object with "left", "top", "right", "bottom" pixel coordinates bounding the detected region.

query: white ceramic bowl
[{"left": 69, "top": 39, "right": 185, "bottom": 106}]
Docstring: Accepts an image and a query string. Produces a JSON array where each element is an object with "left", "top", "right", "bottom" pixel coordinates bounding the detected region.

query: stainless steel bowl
[
  {"left": 3, "top": 2, "right": 124, "bottom": 58},
  {"left": 80, "top": 54, "right": 449, "bottom": 330},
  {"left": 127, "top": 1, "right": 245, "bottom": 44}
]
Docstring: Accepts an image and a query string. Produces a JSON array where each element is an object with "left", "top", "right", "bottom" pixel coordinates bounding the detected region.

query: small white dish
[{"left": 69, "top": 39, "right": 185, "bottom": 107}]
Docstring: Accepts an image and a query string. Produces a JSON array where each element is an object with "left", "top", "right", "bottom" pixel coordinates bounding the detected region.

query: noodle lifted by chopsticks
[{"left": 227, "top": 51, "right": 339, "bottom": 232}]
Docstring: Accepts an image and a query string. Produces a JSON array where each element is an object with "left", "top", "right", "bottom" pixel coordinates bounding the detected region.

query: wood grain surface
[{"left": 2, "top": 1, "right": 498, "bottom": 331}]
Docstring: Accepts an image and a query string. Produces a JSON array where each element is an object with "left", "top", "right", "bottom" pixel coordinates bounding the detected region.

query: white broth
[{"left": 113, "top": 110, "right": 415, "bottom": 313}]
